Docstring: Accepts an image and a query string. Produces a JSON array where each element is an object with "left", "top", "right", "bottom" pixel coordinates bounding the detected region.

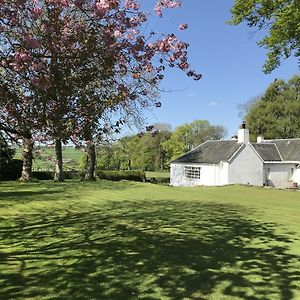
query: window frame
[{"left": 184, "top": 166, "right": 201, "bottom": 179}]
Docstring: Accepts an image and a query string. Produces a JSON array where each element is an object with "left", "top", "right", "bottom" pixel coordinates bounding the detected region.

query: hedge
[
  {"left": 32, "top": 170, "right": 83, "bottom": 180},
  {"left": 0, "top": 159, "right": 23, "bottom": 181},
  {"left": 96, "top": 170, "right": 146, "bottom": 182},
  {"left": 146, "top": 177, "right": 170, "bottom": 184}
]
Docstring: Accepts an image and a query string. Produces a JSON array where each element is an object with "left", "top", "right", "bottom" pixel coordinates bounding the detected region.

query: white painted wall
[
  {"left": 170, "top": 163, "right": 221, "bottom": 187},
  {"left": 293, "top": 167, "right": 300, "bottom": 186},
  {"left": 264, "top": 163, "right": 297, "bottom": 188},
  {"left": 170, "top": 144, "right": 299, "bottom": 188},
  {"left": 216, "top": 162, "right": 229, "bottom": 186},
  {"left": 228, "top": 144, "right": 264, "bottom": 186}
]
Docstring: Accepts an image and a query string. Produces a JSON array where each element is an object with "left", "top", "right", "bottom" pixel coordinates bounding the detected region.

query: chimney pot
[{"left": 238, "top": 127, "right": 249, "bottom": 144}]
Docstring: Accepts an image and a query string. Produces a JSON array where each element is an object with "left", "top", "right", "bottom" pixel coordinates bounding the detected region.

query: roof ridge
[
  {"left": 251, "top": 142, "right": 276, "bottom": 145},
  {"left": 207, "top": 139, "right": 237, "bottom": 142},
  {"left": 265, "top": 138, "right": 300, "bottom": 141}
]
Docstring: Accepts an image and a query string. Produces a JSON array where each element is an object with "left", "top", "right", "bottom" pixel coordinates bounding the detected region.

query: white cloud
[{"left": 209, "top": 101, "right": 218, "bottom": 107}]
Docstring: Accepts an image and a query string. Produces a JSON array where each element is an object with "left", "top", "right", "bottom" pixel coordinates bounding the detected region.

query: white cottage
[{"left": 170, "top": 127, "right": 300, "bottom": 188}]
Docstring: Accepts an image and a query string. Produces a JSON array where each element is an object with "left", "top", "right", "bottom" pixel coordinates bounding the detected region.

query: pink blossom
[
  {"left": 25, "top": 36, "right": 40, "bottom": 49},
  {"left": 74, "top": 0, "right": 85, "bottom": 7},
  {"left": 94, "top": 4, "right": 107, "bottom": 17},
  {"left": 179, "top": 23, "right": 188, "bottom": 30},
  {"left": 32, "top": 61, "right": 45, "bottom": 71},
  {"left": 31, "top": 7, "right": 42, "bottom": 19},
  {"left": 124, "top": 0, "right": 140, "bottom": 10},
  {"left": 31, "top": 76, "right": 51, "bottom": 91},
  {"left": 155, "top": 0, "right": 181, "bottom": 17},
  {"left": 114, "top": 30, "right": 122, "bottom": 38},
  {"left": 41, "top": 23, "right": 54, "bottom": 33},
  {"left": 60, "top": 0, "right": 68, "bottom": 6}
]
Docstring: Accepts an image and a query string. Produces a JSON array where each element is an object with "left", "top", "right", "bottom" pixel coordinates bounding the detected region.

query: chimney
[
  {"left": 257, "top": 136, "right": 264, "bottom": 143},
  {"left": 238, "top": 122, "right": 249, "bottom": 144}
]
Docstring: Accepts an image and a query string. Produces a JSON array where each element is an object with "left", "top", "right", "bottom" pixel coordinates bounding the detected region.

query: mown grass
[{"left": 0, "top": 181, "right": 300, "bottom": 299}]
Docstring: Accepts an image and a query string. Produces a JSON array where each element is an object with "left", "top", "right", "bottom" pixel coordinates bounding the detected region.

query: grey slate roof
[
  {"left": 172, "top": 138, "right": 300, "bottom": 165},
  {"left": 266, "top": 139, "right": 300, "bottom": 161},
  {"left": 172, "top": 140, "right": 242, "bottom": 164},
  {"left": 251, "top": 143, "right": 282, "bottom": 161}
]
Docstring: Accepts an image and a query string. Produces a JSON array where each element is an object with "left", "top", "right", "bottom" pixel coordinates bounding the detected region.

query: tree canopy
[
  {"left": 230, "top": 0, "right": 300, "bottom": 73},
  {"left": 95, "top": 120, "right": 227, "bottom": 171},
  {"left": 162, "top": 120, "right": 227, "bottom": 162},
  {"left": 0, "top": 0, "right": 201, "bottom": 181},
  {"left": 242, "top": 75, "right": 300, "bottom": 139}
]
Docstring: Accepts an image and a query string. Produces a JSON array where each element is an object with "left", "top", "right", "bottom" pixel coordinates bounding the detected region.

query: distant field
[
  {"left": 14, "top": 148, "right": 171, "bottom": 176},
  {"left": 0, "top": 181, "right": 299, "bottom": 299},
  {"left": 14, "top": 146, "right": 84, "bottom": 171}
]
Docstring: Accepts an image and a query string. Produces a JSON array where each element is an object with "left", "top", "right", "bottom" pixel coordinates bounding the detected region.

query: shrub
[
  {"left": 147, "top": 177, "right": 170, "bottom": 184},
  {"left": 0, "top": 159, "right": 23, "bottom": 181},
  {"left": 96, "top": 170, "right": 146, "bottom": 182},
  {"left": 145, "top": 171, "right": 170, "bottom": 185},
  {"left": 32, "top": 170, "right": 84, "bottom": 180},
  {"left": 32, "top": 171, "right": 53, "bottom": 180},
  {"left": 63, "top": 170, "right": 84, "bottom": 180}
]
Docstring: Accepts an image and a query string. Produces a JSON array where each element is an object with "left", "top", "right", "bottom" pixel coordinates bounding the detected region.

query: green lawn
[{"left": 0, "top": 181, "right": 299, "bottom": 299}]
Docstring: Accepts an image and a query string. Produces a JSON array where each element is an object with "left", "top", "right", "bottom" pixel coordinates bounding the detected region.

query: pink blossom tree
[
  {"left": 0, "top": 0, "right": 201, "bottom": 181},
  {"left": 0, "top": 74, "right": 45, "bottom": 181}
]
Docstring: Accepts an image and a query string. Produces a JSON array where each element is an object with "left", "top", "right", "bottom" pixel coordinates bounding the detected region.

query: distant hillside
[{"left": 14, "top": 146, "right": 84, "bottom": 171}]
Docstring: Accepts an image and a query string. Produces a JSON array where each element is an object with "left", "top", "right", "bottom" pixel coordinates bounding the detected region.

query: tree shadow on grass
[
  {"left": 0, "top": 190, "right": 63, "bottom": 199},
  {"left": 0, "top": 200, "right": 299, "bottom": 299},
  {"left": 0, "top": 180, "right": 142, "bottom": 206}
]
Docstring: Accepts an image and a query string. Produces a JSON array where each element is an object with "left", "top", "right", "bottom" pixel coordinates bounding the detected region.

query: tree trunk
[
  {"left": 85, "top": 140, "right": 96, "bottom": 181},
  {"left": 0, "top": 142, "right": 2, "bottom": 181},
  {"left": 20, "top": 136, "right": 33, "bottom": 182},
  {"left": 128, "top": 158, "right": 132, "bottom": 171},
  {"left": 54, "top": 138, "right": 64, "bottom": 182}
]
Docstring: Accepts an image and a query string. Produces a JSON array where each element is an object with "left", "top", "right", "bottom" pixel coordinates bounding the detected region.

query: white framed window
[{"left": 184, "top": 166, "right": 201, "bottom": 179}]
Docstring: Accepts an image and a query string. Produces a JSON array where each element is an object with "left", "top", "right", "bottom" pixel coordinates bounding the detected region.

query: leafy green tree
[
  {"left": 96, "top": 144, "right": 122, "bottom": 171},
  {"left": 96, "top": 121, "right": 226, "bottom": 171},
  {"left": 134, "top": 131, "right": 171, "bottom": 171},
  {"left": 162, "top": 137, "right": 186, "bottom": 166},
  {"left": 243, "top": 76, "right": 300, "bottom": 139},
  {"left": 162, "top": 120, "right": 227, "bottom": 162},
  {"left": 96, "top": 130, "right": 171, "bottom": 172},
  {"left": 229, "top": 0, "right": 300, "bottom": 73}
]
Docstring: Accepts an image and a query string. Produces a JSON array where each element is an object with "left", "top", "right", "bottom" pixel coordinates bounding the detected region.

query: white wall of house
[
  {"left": 216, "top": 162, "right": 229, "bottom": 186},
  {"left": 228, "top": 144, "right": 264, "bottom": 186},
  {"left": 264, "top": 163, "right": 297, "bottom": 188},
  {"left": 170, "top": 163, "right": 221, "bottom": 187},
  {"left": 293, "top": 167, "right": 300, "bottom": 186}
]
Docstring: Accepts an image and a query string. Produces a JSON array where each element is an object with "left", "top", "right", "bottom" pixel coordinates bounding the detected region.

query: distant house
[{"left": 170, "top": 125, "right": 300, "bottom": 188}]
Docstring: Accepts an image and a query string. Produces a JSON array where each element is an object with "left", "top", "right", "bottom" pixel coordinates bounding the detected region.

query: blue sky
[{"left": 142, "top": 0, "right": 299, "bottom": 137}]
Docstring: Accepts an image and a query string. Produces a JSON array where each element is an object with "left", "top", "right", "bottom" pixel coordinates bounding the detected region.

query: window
[{"left": 184, "top": 166, "right": 201, "bottom": 179}]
